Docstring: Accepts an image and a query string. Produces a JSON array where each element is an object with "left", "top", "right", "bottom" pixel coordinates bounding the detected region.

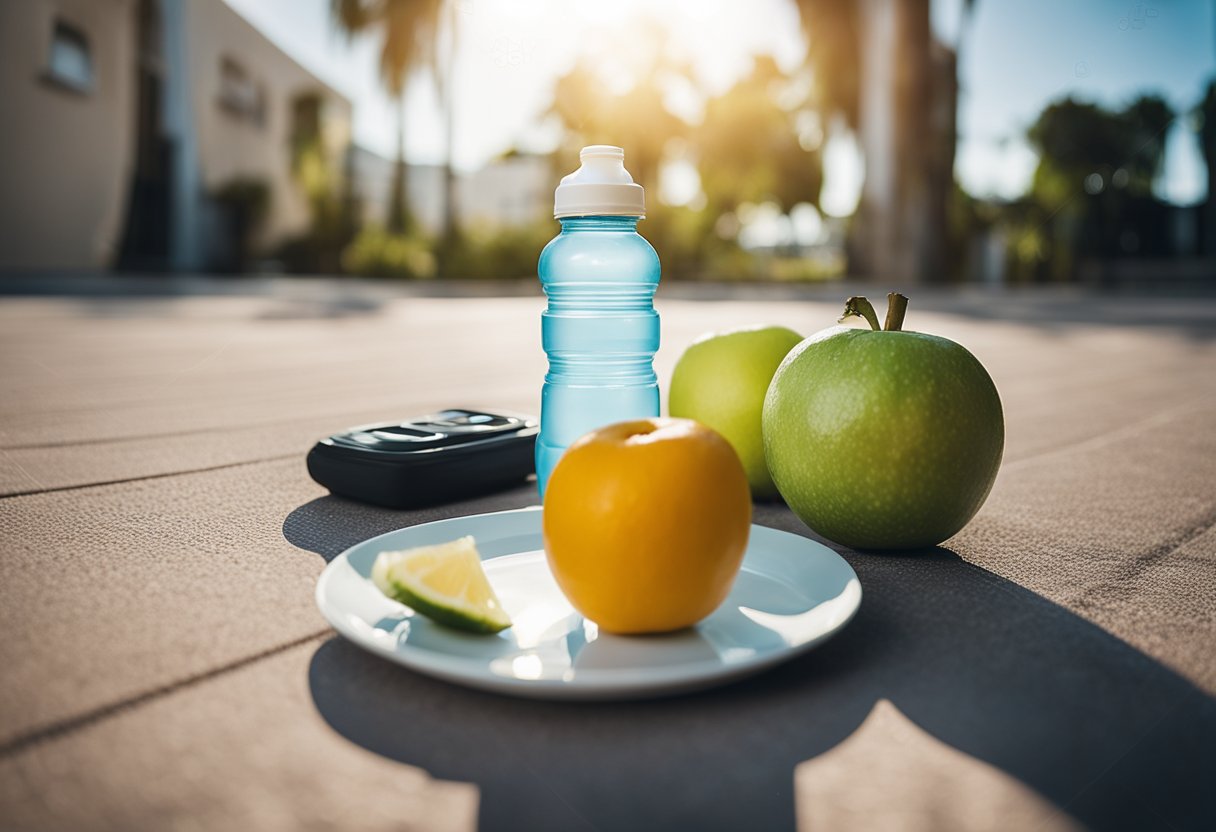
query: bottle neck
[{"left": 558, "top": 216, "right": 640, "bottom": 232}]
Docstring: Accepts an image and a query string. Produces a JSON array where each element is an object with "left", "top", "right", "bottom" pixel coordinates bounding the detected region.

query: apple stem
[
  {"left": 840, "top": 297, "right": 882, "bottom": 331},
  {"left": 884, "top": 293, "right": 909, "bottom": 332}
]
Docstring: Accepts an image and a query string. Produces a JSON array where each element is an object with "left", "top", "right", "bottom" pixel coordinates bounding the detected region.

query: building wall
[
  {"left": 458, "top": 154, "right": 550, "bottom": 230},
  {"left": 351, "top": 149, "right": 551, "bottom": 234},
  {"left": 0, "top": 0, "right": 136, "bottom": 270},
  {"left": 350, "top": 148, "right": 444, "bottom": 233},
  {"left": 0, "top": 0, "right": 351, "bottom": 272},
  {"left": 184, "top": 0, "right": 352, "bottom": 256}
]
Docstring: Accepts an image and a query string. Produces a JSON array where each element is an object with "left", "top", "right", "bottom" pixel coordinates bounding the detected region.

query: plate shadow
[{"left": 291, "top": 499, "right": 1216, "bottom": 831}]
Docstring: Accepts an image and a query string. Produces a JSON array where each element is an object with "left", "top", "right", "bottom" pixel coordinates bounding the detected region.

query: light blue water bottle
[{"left": 535, "top": 145, "right": 661, "bottom": 496}]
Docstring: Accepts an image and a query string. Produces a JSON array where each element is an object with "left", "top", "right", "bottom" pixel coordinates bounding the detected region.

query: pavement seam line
[
  {"left": 0, "top": 629, "right": 332, "bottom": 758},
  {"left": 1, "top": 404, "right": 391, "bottom": 450},
  {"left": 0, "top": 452, "right": 300, "bottom": 500},
  {"left": 1071, "top": 507, "right": 1216, "bottom": 610}
]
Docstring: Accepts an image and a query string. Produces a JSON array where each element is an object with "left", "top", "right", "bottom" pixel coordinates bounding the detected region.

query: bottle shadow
[{"left": 287, "top": 497, "right": 1216, "bottom": 832}]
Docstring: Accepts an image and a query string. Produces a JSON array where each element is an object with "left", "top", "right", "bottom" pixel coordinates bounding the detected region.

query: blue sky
[
  {"left": 223, "top": 0, "right": 1213, "bottom": 206},
  {"left": 951, "top": 0, "right": 1213, "bottom": 203}
]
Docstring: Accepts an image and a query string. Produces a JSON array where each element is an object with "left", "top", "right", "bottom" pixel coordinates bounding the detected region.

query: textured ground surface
[{"left": 1, "top": 279, "right": 1214, "bottom": 831}]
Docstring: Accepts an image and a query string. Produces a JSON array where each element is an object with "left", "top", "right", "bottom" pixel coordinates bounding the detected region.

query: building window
[
  {"left": 46, "top": 20, "right": 94, "bottom": 93},
  {"left": 218, "top": 57, "right": 264, "bottom": 125}
]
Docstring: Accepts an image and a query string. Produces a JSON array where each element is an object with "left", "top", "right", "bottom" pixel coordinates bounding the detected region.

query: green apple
[
  {"left": 763, "top": 294, "right": 1003, "bottom": 549},
  {"left": 670, "top": 325, "right": 803, "bottom": 499}
]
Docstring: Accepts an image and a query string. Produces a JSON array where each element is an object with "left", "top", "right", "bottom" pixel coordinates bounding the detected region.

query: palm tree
[
  {"left": 331, "top": 0, "right": 443, "bottom": 236},
  {"left": 435, "top": 0, "right": 459, "bottom": 247},
  {"left": 793, "top": 0, "right": 973, "bottom": 282}
]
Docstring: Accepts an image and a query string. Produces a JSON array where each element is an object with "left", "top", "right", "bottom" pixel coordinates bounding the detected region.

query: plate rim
[{"left": 315, "top": 506, "right": 861, "bottom": 700}]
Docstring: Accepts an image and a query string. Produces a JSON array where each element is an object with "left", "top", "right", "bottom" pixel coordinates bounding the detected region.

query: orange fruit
[{"left": 542, "top": 417, "right": 752, "bottom": 634}]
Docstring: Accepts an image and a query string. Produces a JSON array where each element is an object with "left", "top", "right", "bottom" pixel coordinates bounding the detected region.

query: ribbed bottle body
[{"left": 536, "top": 216, "right": 661, "bottom": 495}]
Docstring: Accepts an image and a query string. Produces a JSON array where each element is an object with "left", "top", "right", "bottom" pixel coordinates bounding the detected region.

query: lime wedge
[{"left": 371, "top": 536, "right": 512, "bottom": 634}]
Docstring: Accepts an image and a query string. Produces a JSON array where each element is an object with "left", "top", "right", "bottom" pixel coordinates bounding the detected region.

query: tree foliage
[
  {"left": 697, "top": 56, "right": 823, "bottom": 213},
  {"left": 1006, "top": 94, "right": 1177, "bottom": 280},
  {"left": 1028, "top": 95, "right": 1172, "bottom": 201},
  {"left": 547, "top": 27, "right": 827, "bottom": 279}
]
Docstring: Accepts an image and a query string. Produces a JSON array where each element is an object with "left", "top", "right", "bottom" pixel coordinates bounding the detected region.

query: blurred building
[
  {"left": 351, "top": 147, "right": 551, "bottom": 233},
  {"left": 350, "top": 148, "right": 441, "bottom": 234},
  {"left": 0, "top": 0, "right": 351, "bottom": 272},
  {"left": 457, "top": 152, "right": 550, "bottom": 230}
]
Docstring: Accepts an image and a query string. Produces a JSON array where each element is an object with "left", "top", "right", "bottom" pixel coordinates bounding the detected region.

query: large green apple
[
  {"left": 763, "top": 295, "right": 1003, "bottom": 549},
  {"left": 670, "top": 325, "right": 803, "bottom": 499}
]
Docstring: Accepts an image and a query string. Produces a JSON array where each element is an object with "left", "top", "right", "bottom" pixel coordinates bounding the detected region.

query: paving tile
[
  {"left": 0, "top": 641, "right": 478, "bottom": 832},
  {"left": 1, "top": 289, "right": 1214, "bottom": 830}
]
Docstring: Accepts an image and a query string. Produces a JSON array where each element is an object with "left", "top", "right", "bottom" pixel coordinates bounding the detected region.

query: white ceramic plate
[{"left": 315, "top": 507, "right": 861, "bottom": 700}]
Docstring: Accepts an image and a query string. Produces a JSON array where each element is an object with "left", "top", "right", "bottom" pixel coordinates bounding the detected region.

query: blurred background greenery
[{"left": 0, "top": 0, "right": 1211, "bottom": 287}]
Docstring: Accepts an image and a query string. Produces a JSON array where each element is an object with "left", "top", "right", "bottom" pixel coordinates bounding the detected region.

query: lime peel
[{"left": 372, "top": 536, "right": 512, "bottom": 634}]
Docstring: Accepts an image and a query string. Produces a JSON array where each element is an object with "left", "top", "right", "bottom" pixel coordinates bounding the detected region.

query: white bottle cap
[{"left": 553, "top": 145, "right": 646, "bottom": 219}]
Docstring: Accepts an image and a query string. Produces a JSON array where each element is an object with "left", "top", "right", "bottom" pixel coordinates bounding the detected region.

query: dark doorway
[{"left": 116, "top": 0, "right": 172, "bottom": 270}]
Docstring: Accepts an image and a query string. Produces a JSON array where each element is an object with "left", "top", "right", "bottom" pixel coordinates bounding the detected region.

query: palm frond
[
  {"left": 373, "top": 0, "right": 444, "bottom": 95},
  {"left": 331, "top": 0, "right": 377, "bottom": 36}
]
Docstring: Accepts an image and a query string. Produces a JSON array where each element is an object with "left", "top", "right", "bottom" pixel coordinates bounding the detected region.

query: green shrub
[
  {"left": 341, "top": 225, "right": 436, "bottom": 279},
  {"left": 439, "top": 222, "right": 554, "bottom": 279}
]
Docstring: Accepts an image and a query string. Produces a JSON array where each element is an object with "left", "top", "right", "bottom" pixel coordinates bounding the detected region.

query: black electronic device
[{"left": 306, "top": 409, "right": 538, "bottom": 508}]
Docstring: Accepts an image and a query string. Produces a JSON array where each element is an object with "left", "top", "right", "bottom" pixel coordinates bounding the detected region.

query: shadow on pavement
[
  {"left": 286, "top": 496, "right": 1216, "bottom": 832},
  {"left": 282, "top": 485, "right": 540, "bottom": 563}
]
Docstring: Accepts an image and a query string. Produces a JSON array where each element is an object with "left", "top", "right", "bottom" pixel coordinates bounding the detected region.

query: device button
[
  {"left": 329, "top": 431, "right": 391, "bottom": 450},
  {"left": 372, "top": 432, "right": 427, "bottom": 443},
  {"left": 372, "top": 427, "right": 442, "bottom": 442}
]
